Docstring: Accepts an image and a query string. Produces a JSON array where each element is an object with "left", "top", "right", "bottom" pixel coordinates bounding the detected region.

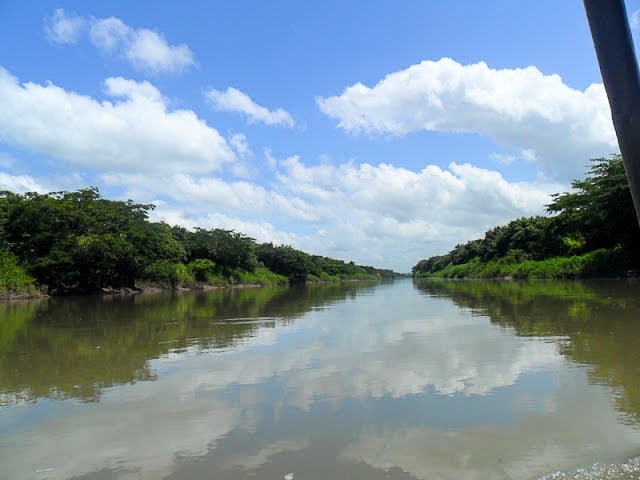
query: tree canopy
[
  {"left": 413, "top": 156, "right": 640, "bottom": 278},
  {"left": 0, "top": 188, "right": 395, "bottom": 294}
]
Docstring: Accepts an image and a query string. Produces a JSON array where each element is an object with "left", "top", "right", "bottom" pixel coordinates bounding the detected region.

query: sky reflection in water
[{"left": 1, "top": 279, "right": 640, "bottom": 479}]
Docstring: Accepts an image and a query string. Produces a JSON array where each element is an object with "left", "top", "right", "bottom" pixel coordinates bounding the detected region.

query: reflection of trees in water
[
  {"left": 414, "top": 278, "right": 640, "bottom": 424},
  {"left": 0, "top": 282, "right": 378, "bottom": 405}
]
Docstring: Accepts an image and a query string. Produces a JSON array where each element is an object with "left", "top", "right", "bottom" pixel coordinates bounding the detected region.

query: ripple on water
[{"left": 539, "top": 457, "right": 640, "bottom": 480}]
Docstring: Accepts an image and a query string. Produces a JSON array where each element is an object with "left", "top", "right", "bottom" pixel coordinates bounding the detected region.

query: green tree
[
  {"left": 1, "top": 187, "right": 395, "bottom": 292},
  {"left": 256, "top": 243, "right": 311, "bottom": 284},
  {"left": 413, "top": 156, "right": 640, "bottom": 277},
  {"left": 187, "top": 258, "right": 218, "bottom": 282},
  {"left": 71, "top": 234, "right": 136, "bottom": 291},
  {"left": 547, "top": 155, "right": 640, "bottom": 252},
  {"left": 0, "top": 188, "right": 168, "bottom": 292},
  {"left": 184, "top": 228, "right": 257, "bottom": 273}
]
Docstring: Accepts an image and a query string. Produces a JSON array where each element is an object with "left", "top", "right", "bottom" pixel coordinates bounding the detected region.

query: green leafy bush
[
  {"left": 187, "top": 258, "right": 218, "bottom": 282},
  {"left": 143, "top": 260, "right": 190, "bottom": 288},
  {"left": 235, "top": 267, "right": 288, "bottom": 285},
  {"left": 0, "top": 250, "right": 37, "bottom": 295}
]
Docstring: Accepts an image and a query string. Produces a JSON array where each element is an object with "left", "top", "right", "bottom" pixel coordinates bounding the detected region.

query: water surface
[{"left": 1, "top": 279, "right": 640, "bottom": 479}]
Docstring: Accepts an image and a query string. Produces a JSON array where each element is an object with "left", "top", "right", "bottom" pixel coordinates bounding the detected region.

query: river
[{"left": 1, "top": 279, "right": 640, "bottom": 479}]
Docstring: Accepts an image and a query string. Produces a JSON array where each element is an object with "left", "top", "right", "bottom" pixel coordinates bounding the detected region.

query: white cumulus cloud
[
  {"left": 90, "top": 17, "right": 195, "bottom": 73},
  {"left": 274, "top": 154, "right": 558, "bottom": 230},
  {"left": 317, "top": 57, "right": 617, "bottom": 179},
  {"left": 205, "top": 87, "right": 294, "bottom": 127},
  {"left": 0, "top": 172, "right": 45, "bottom": 193},
  {"left": 44, "top": 8, "right": 86, "bottom": 45},
  {"left": 97, "top": 150, "right": 562, "bottom": 271},
  {"left": 0, "top": 67, "right": 235, "bottom": 174},
  {"left": 88, "top": 16, "right": 129, "bottom": 52},
  {"left": 271, "top": 156, "right": 561, "bottom": 270}
]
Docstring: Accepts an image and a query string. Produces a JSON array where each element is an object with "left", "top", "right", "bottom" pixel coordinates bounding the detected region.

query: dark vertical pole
[{"left": 584, "top": 0, "right": 640, "bottom": 226}]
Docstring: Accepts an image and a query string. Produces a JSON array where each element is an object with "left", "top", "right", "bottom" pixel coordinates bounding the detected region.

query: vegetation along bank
[
  {"left": 413, "top": 155, "right": 640, "bottom": 279},
  {"left": 0, "top": 188, "right": 395, "bottom": 297}
]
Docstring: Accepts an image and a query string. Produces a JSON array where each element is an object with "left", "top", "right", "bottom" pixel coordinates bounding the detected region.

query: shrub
[
  {"left": 143, "top": 260, "right": 190, "bottom": 288},
  {"left": 187, "top": 258, "right": 218, "bottom": 282},
  {"left": 0, "top": 250, "right": 37, "bottom": 295},
  {"left": 235, "top": 266, "right": 288, "bottom": 285}
]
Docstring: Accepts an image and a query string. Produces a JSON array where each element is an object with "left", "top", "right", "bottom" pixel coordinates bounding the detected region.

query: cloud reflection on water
[{"left": 2, "top": 281, "right": 638, "bottom": 480}]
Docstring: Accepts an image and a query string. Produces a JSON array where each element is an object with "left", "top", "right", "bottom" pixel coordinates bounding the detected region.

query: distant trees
[
  {"left": 256, "top": 243, "right": 311, "bottom": 284},
  {"left": 413, "top": 156, "right": 640, "bottom": 278},
  {"left": 255, "top": 243, "right": 394, "bottom": 284},
  {"left": 0, "top": 188, "right": 394, "bottom": 293},
  {"left": 183, "top": 228, "right": 257, "bottom": 274}
]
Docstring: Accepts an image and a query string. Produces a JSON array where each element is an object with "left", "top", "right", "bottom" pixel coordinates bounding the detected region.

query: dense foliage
[
  {"left": 413, "top": 156, "right": 640, "bottom": 278},
  {"left": 0, "top": 250, "right": 37, "bottom": 296},
  {"left": 255, "top": 243, "right": 393, "bottom": 284},
  {"left": 0, "top": 188, "right": 394, "bottom": 294}
]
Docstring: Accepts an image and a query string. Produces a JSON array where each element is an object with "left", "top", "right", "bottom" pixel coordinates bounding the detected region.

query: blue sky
[{"left": 0, "top": 1, "right": 637, "bottom": 271}]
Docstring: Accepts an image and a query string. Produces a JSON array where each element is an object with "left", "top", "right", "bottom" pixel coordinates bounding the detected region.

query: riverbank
[
  {"left": 415, "top": 247, "right": 639, "bottom": 280},
  {"left": 0, "top": 289, "right": 46, "bottom": 300},
  {"left": 1, "top": 271, "right": 386, "bottom": 300}
]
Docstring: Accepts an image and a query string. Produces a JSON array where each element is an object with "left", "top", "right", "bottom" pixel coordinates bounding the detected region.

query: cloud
[
  {"left": 144, "top": 203, "right": 301, "bottom": 247},
  {"left": 89, "top": 17, "right": 195, "bottom": 73},
  {"left": 227, "top": 133, "right": 254, "bottom": 177},
  {"left": 0, "top": 65, "right": 564, "bottom": 272},
  {"left": 317, "top": 58, "right": 617, "bottom": 179},
  {"left": 490, "top": 152, "right": 516, "bottom": 165},
  {"left": 229, "top": 133, "right": 252, "bottom": 159},
  {"left": 43, "top": 10, "right": 194, "bottom": 73},
  {"left": 0, "top": 172, "right": 45, "bottom": 193},
  {"left": 267, "top": 154, "right": 562, "bottom": 269},
  {"left": 88, "top": 16, "right": 129, "bottom": 52},
  {"left": 99, "top": 150, "right": 561, "bottom": 271},
  {"left": 99, "top": 169, "right": 320, "bottom": 222},
  {"left": 0, "top": 67, "right": 235, "bottom": 174},
  {"left": 166, "top": 173, "right": 322, "bottom": 222},
  {"left": 44, "top": 9, "right": 86, "bottom": 45},
  {"left": 205, "top": 87, "right": 294, "bottom": 127}
]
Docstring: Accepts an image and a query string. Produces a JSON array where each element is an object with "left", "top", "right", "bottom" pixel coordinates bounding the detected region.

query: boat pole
[{"left": 584, "top": 0, "right": 640, "bottom": 226}]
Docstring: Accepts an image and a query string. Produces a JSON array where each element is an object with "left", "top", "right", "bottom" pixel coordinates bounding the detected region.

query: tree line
[
  {"left": 413, "top": 155, "right": 640, "bottom": 279},
  {"left": 0, "top": 187, "right": 394, "bottom": 295}
]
